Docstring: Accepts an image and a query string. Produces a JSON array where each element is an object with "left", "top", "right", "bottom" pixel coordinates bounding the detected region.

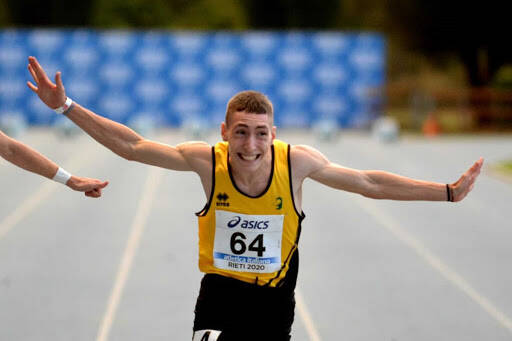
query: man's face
[{"left": 221, "top": 111, "right": 276, "bottom": 172}]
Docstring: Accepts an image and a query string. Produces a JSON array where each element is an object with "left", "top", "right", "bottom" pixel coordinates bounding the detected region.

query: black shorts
[{"left": 193, "top": 274, "right": 296, "bottom": 341}]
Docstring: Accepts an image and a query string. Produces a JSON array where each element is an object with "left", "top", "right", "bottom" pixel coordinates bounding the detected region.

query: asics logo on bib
[
  {"left": 227, "top": 216, "right": 241, "bottom": 227},
  {"left": 226, "top": 216, "right": 269, "bottom": 229}
]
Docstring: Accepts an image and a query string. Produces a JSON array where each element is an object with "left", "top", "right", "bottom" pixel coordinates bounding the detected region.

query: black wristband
[{"left": 446, "top": 184, "right": 453, "bottom": 202}]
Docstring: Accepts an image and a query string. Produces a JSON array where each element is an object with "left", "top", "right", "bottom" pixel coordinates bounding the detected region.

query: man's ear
[
  {"left": 221, "top": 122, "right": 228, "bottom": 141},
  {"left": 271, "top": 126, "right": 276, "bottom": 141}
]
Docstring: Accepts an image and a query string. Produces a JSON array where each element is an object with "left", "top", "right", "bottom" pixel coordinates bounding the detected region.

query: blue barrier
[{"left": 0, "top": 29, "right": 385, "bottom": 128}]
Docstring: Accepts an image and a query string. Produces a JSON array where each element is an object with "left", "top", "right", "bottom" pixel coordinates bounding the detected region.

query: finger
[
  {"left": 83, "top": 181, "right": 108, "bottom": 192},
  {"left": 467, "top": 161, "right": 481, "bottom": 175},
  {"left": 28, "top": 56, "right": 43, "bottom": 76},
  {"left": 98, "top": 181, "right": 109, "bottom": 189},
  {"left": 475, "top": 157, "right": 484, "bottom": 167},
  {"left": 26, "top": 81, "right": 38, "bottom": 92},
  {"left": 29, "top": 56, "right": 52, "bottom": 84},
  {"left": 93, "top": 188, "right": 101, "bottom": 197},
  {"left": 55, "top": 71, "right": 64, "bottom": 91},
  {"left": 29, "top": 56, "right": 44, "bottom": 74},
  {"left": 85, "top": 189, "right": 100, "bottom": 198},
  {"left": 28, "top": 64, "right": 39, "bottom": 83}
]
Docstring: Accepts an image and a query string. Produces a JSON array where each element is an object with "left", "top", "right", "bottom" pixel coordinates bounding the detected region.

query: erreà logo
[{"left": 216, "top": 192, "right": 230, "bottom": 207}]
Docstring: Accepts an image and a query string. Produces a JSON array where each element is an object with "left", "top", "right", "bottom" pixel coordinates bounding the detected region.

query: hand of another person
[{"left": 66, "top": 176, "right": 109, "bottom": 198}]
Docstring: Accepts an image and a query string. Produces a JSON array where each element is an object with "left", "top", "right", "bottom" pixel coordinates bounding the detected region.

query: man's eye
[
  {"left": 236, "top": 130, "right": 246, "bottom": 135},
  {"left": 258, "top": 132, "right": 268, "bottom": 136}
]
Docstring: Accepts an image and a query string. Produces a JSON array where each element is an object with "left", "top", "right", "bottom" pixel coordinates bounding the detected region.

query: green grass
[
  {"left": 495, "top": 159, "right": 512, "bottom": 175},
  {"left": 385, "top": 108, "right": 475, "bottom": 133},
  {"left": 500, "top": 161, "right": 512, "bottom": 172}
]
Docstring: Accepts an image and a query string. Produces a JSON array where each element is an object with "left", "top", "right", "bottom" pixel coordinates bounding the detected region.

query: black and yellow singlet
[{"left": 196, "top": 139, "right": 304, "bottom": 288}]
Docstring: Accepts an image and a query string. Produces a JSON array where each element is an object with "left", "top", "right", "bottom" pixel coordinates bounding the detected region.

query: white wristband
[
  {"left": 54, "top": 97, "right": 73, "bottom": 114},
  {"left": 52, "top": 167, "right": 72, "bottom": 185}
]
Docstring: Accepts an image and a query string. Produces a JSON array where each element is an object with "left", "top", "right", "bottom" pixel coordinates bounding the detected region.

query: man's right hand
[{"left": 26, "top": 56, "right": 67, "bottom": 110}]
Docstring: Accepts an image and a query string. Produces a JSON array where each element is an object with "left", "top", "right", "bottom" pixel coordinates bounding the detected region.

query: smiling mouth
[{"left": 238, "top": 153, "right": 260, "bottom": 161}]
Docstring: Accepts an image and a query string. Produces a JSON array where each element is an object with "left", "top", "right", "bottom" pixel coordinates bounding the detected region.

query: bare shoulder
[
  {"left": 290, "top": 144, "right": 329, "bottom": 180},
  {"left": 176, "top": 140, "right": 213, "bottom": 173},
  {"left": 132, "top": 138, "right": 212, "bottom": 173},
  {"left": 176, "top": 140, "right": 212, "bottom": 158}
]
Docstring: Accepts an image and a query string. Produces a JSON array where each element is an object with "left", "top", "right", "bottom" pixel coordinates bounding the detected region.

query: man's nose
[{"left": 244, "top": 134, "right": 257, "bottom": 150}]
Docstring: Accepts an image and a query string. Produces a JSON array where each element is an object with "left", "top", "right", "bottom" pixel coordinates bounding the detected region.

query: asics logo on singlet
[{"left": 226, "top": 216, "right": 269, "bottom": 229}]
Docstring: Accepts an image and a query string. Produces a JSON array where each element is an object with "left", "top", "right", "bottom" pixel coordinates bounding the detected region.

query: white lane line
[
  {"left": 0, "top": 182, "right": 57, "bottom": 240},
  {"left": 0, "top": 142, "right": 98, "bottom": 241},
  {"left": 96, "top": 167, "right": 164, "bottom": 341},
  {"left": 354, "top": 196, "right": 512, "bottom": 334},
  {"left": 296, "top": 287, "right": 322, "bottom": 341}
]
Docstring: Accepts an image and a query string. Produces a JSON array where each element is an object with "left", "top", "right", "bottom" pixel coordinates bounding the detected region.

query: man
[
  {"left": 1, "top": 129, "right": 108, "bottom": 197},
  {"left": 27, "top": 56, "right": 482, "bottom": 340}
]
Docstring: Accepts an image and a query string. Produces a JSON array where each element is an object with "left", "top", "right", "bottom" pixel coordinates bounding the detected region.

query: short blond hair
[{"left": 225, "top": 90, "right": 273, "bottom": 126}]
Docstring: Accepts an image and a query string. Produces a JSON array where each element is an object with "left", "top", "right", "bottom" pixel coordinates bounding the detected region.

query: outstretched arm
[
  {"left": 0, "top": 130, "right": 108, "bottom": 198},
  {"left": 26, "top": 56, "right": 211, "bottom": 173},
  {"left": 292, "top": 145, "right": 483, "bottom": 202}
]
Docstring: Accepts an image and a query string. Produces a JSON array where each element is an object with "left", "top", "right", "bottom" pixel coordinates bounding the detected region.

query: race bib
[{"left": 214, "top": 210, "right": 284, "bottom": 273}]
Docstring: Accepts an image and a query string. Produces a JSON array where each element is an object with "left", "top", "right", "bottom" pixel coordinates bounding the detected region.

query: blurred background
[
  {"left": 2, "top": 3, "right": 512, "bottom": 340},
  {"left": 0, "top": 0, "right": 511, "bottom": 136}
]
